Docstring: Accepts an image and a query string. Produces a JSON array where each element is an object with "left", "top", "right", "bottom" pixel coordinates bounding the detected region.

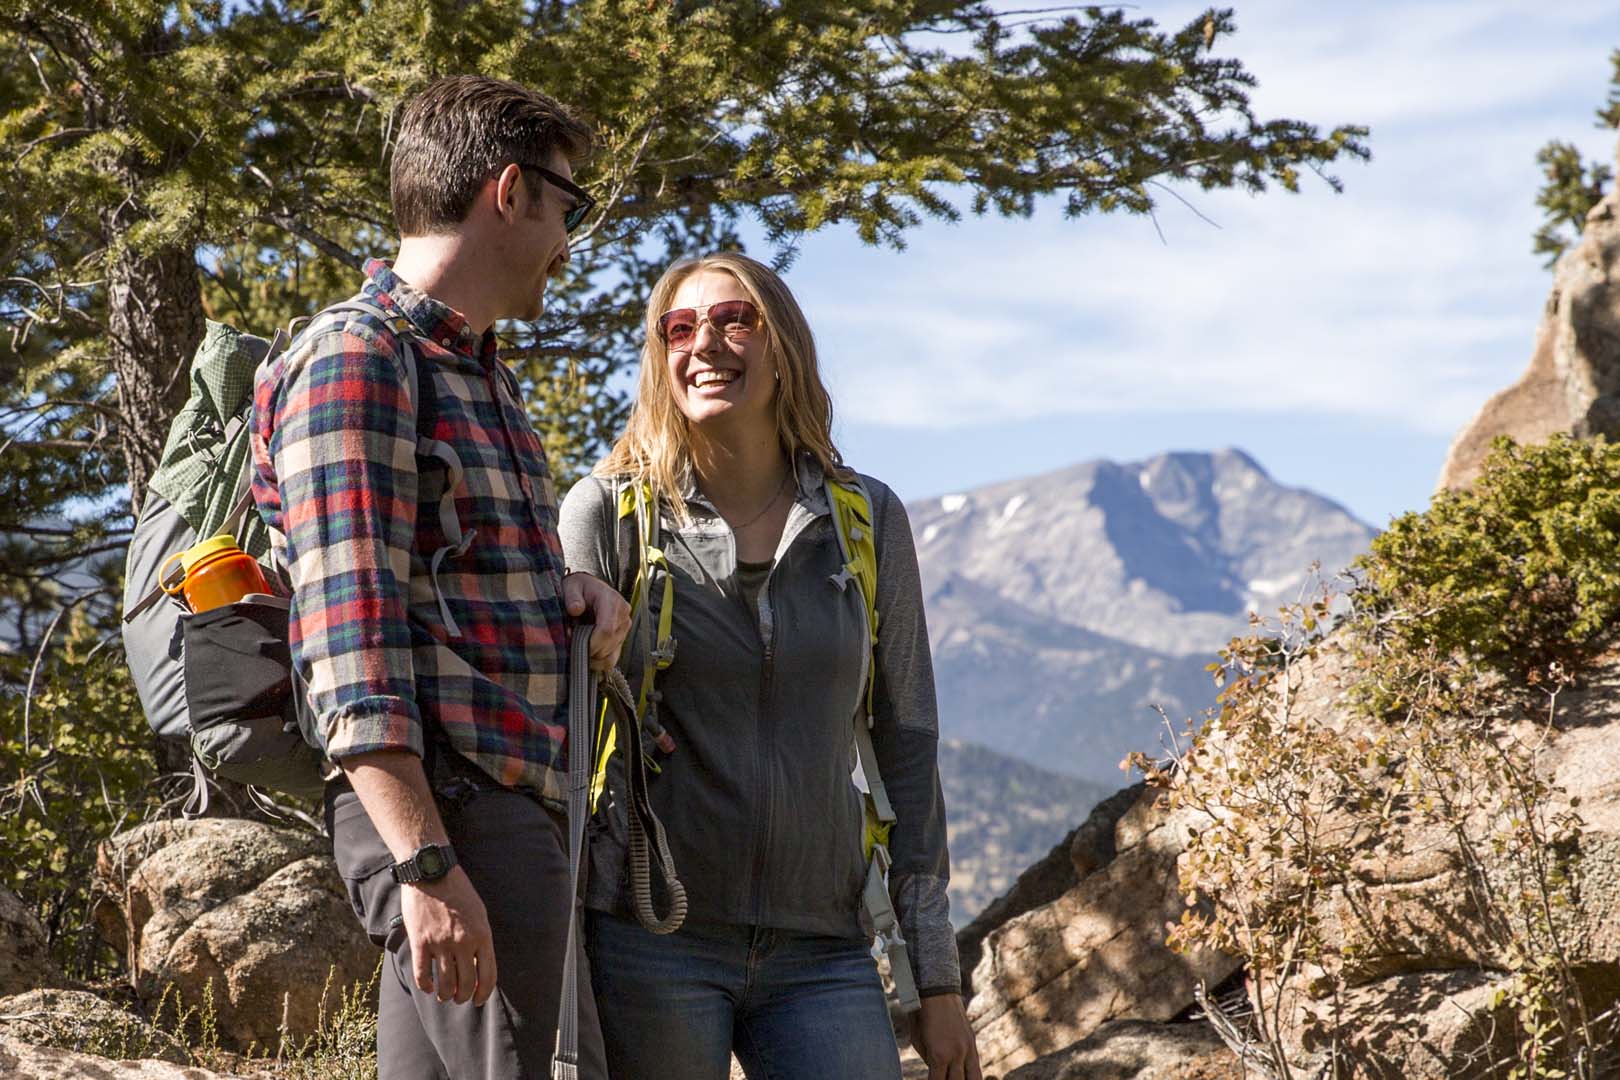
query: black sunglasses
[{"left": 517, "top": 163, "right": 596, "bottom": 233}]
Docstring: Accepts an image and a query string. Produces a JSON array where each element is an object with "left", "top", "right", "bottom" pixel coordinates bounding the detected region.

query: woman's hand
[
  {"left": 910, "top": 993, "right": 982, "bottom": 1080},
  {"left": 562, "top": 571, "right": 631, "bottom": 670}
]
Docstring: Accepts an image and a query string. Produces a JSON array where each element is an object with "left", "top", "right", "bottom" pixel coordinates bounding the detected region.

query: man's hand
[
  {"left": 563, "top": 571, "right": 630, "bottom": 670},
  {"left": 401, "top": 865, "right": 498, "bottom": 1006},
  {"left": 910, "top": 994, "right": 982, "bottom": 1080},
  {"left": 342, "top": 751, "right": 498, "bottom": 1007}
]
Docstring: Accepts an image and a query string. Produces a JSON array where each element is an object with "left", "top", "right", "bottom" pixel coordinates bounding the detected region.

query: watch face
[{"left": 417, "top": 846, "right": 448, "bottom": 879}]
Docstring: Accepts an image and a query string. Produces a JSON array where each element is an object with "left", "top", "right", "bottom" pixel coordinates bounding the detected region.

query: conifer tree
[
  {"left": 1, "top": 0, "right": 1370, "bottom": 632},
  {"left": 1533, "top": 48, "right": 1619, "bottom": 266}
]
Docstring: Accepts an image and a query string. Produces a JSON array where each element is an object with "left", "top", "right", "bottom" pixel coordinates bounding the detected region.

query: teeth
[{"left": 693, "top": 371, "right": 738, "bottom": 388}]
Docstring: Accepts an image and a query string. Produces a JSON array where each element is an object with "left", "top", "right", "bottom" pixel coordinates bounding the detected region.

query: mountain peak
[
  {"left": 910, "top": 448, "right": 1374, "bottom": 656},
  {"left": 911, "top": 448, "right": 1377, "bottom": 787}
]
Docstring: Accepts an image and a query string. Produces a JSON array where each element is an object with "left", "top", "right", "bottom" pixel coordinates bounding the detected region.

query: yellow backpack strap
[
  {"left": 826, "top": 474, "right": 918, "bottom": 1013},
  {"left": 620, "top": 482, "right": 677, "bottom": 708},
  {"left": 587, "top": 480, "right": 676, "bottom": 810},
  {"left": 826, "top": 477, "right": 891, "bottom": 832}
]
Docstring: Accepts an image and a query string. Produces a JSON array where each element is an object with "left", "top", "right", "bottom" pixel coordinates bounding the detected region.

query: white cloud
[{"left": 789, "top": 0, "right": 1619, "bottom": 438}]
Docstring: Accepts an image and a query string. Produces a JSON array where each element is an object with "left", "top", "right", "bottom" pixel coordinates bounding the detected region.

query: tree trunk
[
  {"left": 98, "top": 240, "right": 226, "bottom": 796},
  {"left": 104, "top": 240, "right": 204, "bottom": 517},
  {"left": 77, "top": 14, "right": 208, "bottom": 518}
]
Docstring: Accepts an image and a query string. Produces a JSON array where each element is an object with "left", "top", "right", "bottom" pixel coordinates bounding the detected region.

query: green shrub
[
  {"left": 0, "top": 612, "right": 163, "bottom": 979},
  {"left": 1144, "top": 434, "right": 1620, "bottom": 1077},
  {"left": 1357, "top": 434, "right": 1620, "bottom": 677}
]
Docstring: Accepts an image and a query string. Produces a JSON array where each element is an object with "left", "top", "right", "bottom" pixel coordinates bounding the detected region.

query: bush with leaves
[
  {"left": 1137, "top": 434, "right": 1619, "bottom": 1079},
  {"left": 0, "top": 612, "right": 163, "bottom": 981},
  {"left": 1358, "top": 435, "right": 1620, "bottom": 680}
]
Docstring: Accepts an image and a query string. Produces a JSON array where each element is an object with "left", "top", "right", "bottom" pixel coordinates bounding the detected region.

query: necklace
[{"left": 724, "top": 468, "right": 792, "bottom": 531}]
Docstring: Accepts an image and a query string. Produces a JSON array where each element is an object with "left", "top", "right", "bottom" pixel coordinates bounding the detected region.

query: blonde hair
[{"left": 596, "top": 252, "right": 851, "bottom": 514}]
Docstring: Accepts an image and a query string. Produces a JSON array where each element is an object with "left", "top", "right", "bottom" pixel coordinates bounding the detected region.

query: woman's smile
[{"left": 689, "top": 367, "right": 741, "bottom": 392}]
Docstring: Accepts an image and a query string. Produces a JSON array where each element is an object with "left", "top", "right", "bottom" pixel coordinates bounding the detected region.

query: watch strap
[{"left": 391, "top": 842, "right": 457, "bottom": 884}]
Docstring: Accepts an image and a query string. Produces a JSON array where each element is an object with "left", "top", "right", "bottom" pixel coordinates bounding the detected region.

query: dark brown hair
[{"left": 390, "top": 75, "right": 593, "bottom": 236}]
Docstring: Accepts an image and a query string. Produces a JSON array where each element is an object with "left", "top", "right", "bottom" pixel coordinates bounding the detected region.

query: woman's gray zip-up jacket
[{"left": 558, "top": 455, "right": 961, "bottom": 996}]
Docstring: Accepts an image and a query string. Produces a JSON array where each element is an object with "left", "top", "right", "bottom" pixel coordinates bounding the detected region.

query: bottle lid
[{"left": 180, "top": 534, "right": 245, "bottom": 574}]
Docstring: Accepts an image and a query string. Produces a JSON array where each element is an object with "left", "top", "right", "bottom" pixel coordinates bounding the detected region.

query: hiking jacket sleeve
[
  {"left": 256, "top": 324, "right": 424, "bottom": 762},
  {"left": 557, "top": 475, "right": 617, "bottom": 586},
  {"left": 868, "top": 478, "right": 963, "bottom": 997}
]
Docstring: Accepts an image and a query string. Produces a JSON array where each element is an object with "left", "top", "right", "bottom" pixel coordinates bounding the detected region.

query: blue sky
[{"left": 769, "top": 0, "right": 1618, "bottom": 528}]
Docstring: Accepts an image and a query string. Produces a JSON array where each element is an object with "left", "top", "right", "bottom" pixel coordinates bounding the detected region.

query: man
[{"left": 251, "top": 75, "right": 628, "bottom": 1079}]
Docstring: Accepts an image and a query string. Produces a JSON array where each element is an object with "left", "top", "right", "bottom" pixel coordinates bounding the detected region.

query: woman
[{"left": 559, "top": 252, "right": 980, "bottom": 1080}]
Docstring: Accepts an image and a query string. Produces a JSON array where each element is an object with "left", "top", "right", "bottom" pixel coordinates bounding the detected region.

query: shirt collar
[{"left": 362, "top": 258, "right": 493, "bottom": 361}]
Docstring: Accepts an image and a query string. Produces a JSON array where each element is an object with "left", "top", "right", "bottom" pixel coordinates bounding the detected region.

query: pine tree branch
[{"left": 260, "top": 214, "right": 363, "bottom": 270}]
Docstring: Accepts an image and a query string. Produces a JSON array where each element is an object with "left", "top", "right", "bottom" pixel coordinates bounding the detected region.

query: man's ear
[{"left": 491, "top": 163, "right": 526, "bottom": 224}]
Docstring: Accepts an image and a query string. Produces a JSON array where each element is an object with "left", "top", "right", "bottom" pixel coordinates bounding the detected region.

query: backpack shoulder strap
[
  {"left": 616, "top": 479, "right": 676, "bottom": 722},
  {"left": 825, "top": 475, "right": 891, "bottom": 822},
  {"left": 277, "top": 297, "right": 472, "bottom": 638},
  {"left": 825, "top": 475, "right": 880, "bottom": 643},
  {"left": 826, "top": 473, "right": 921, "bottom": 1014}
]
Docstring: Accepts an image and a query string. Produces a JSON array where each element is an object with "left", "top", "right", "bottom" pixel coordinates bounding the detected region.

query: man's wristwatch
[{"left": 390, "top": 842, "right": 458, "bottom": 884}]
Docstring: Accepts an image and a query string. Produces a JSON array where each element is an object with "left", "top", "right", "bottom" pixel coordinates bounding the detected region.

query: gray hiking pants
[{"left": 327, "top": 782, "right": 606, "bottom": 1080}]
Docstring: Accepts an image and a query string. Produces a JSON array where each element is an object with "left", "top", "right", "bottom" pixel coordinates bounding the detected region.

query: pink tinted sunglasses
[{"left": 655, "top": 299, "right": 760, "bottom": 351}]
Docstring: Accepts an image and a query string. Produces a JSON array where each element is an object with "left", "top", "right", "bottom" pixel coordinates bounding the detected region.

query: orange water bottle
[{"left": 159, "top": 535, "right": 272, "bottom": 614}]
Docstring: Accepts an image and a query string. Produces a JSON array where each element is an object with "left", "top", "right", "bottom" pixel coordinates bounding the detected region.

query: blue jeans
[{"left": 585, "top": 911, "right": 902, "bottom": 1080}]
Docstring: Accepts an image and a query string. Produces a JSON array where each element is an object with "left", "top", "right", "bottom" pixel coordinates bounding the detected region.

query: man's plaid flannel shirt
[{"left": 251, "top": 260, "right": 573, "bottom": 806}]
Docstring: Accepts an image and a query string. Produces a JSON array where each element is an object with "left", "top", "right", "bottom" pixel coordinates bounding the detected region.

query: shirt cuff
[
  {"left": 897, "top": 872, "right": 962, "bottom": 995},
  {"left": 320, "top": 695, "right": 425, "bottom": 761}
]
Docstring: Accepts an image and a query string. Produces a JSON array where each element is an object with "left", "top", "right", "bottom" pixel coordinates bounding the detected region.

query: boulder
[
  {"left": 957, "top": 785, "right": 1145, "bottom": 1000},
  {"left": 999, "top": 1020, "right": 1239, "bottom": 1080},
  {"left": 1283, "top": 969, "right": 1515, "bottom": 1080},
  {"left": 1215, "top": 647, "right": 1620, "bottom": 1077},
  {"left": 965, "top": 787, "right": 1239, "bottom": 1076},
  {"left": 95, "top": 818, "right": 377, "bottom": 1052},
  {"left": 0, "top": 1034, "right": 249, "bottom": 1078},
  {"left": 0, "top": 988, "right": 188, "bottom": 1065},
  {"left": 0, "top": 882, "right": 63, "bottom": 996},
  {"left": 1438, "top": 142, "right": 1620, "bottom": 491}
]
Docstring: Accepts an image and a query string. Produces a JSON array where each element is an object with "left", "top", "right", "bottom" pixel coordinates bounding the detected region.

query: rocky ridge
[
  {"left": 1438, "top": 142, "right": 1620, "bottom": 490},
  {"left": 911, "top": 449, "right": 1375, "bottom": 787},
  {"left": 938, "top": 739, "right": 1113, "bottom": 922}
]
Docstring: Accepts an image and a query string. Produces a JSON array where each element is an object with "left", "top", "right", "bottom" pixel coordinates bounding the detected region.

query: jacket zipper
[
  {"left": 751, "top": 567, "right": 776, "bottom": 922},
  {"left": 713, "top": 488, "right": 819, "bottom": 923}
]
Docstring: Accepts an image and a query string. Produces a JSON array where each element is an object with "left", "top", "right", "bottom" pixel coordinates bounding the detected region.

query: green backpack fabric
[
  {"left": 122, "top": 302, "right": 421, "bottom": 813},
  {"left": 149, "top": 320, "right": 276, "bottom": 559}
]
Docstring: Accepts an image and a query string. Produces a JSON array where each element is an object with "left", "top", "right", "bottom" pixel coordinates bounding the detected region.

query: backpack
[
  {"left": 605, "top": 473, "right": 921, "bottom": 1013},
  {"left": 120, "top": 299, "right": 429, "bottom": 815}
]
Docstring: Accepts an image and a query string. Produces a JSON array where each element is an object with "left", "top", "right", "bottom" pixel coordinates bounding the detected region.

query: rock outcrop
[
  {"left": 1438, "top": 144, "right": 1620, "bottom": 491},
  {"left": 0, "top": 882, "right": 63, "bottom": 996},
  {"left": 956, "top": 649, "right": 1620, "bottom": 1078},
  {"left": 965, "top": 786, "right": 1239, "bottom": 1076},
  {"left": 0, "top": 1035, "right": 247, "bottom": 1079},
  {"left": 1002, "top": 1020, "right": 1239, "bottom": 1080},
  {"left": 957, "top": 784, "right": 1144, "bottom": 1000},
  {"left": 94, "top": 818, "right": 376, "bottom": 1052},
  {"left": 0, "top": 988, "right": 188, "bottom": 1065},
  {"left": 1216, "top": 646, "right": 1620, "bottom": 1078}
]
